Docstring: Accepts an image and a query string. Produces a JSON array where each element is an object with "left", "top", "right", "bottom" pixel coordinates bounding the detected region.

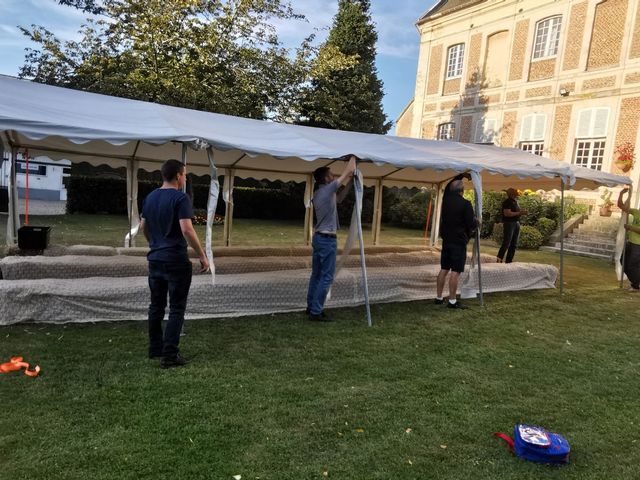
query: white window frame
[
  {"left": 573, "top": 139, "right": 606, "bottom": 171},
  {"left": 520, "top": 142, "right": 545, "bottom": 156},
  {"left": 446, "top": 43, "right": 465, "bottom": 79},
  {"left": 532, "top": 16, "right": 562, "bottom": 60},
  {"left": 437, "top": 122, "right": 456, "bottom": 140},
  {"left": 474, "top": 118, "right": 497, "bottom": 144}
]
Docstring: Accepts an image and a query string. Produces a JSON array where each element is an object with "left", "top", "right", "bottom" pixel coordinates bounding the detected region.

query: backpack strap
[{"left": 493, "top": 432, "right": 515, "bottom": 453}]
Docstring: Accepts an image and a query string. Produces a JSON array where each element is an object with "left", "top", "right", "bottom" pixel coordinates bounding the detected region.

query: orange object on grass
[{"left": 0, "top": 356, "right": 40, "bottom": 377}]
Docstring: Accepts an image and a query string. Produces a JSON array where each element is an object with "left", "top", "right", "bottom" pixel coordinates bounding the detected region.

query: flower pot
[{"left": 599, "top": 206, "right": 612, "bottom": 217}]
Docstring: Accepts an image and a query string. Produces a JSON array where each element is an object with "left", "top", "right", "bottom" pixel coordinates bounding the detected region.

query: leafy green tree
[
  {"left": 20, "top": 0, "right": 348, "bottom": 121},
  {"left": 299, "top": 0, "right": 390, "bottom": 134}
]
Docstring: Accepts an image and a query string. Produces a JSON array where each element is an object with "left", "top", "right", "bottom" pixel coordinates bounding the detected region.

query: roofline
[{"left": 417, "top": 0, "right": 487, "bottom": 25}]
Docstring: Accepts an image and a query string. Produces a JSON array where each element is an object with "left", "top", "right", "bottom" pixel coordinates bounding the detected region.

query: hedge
[{"left": 66, "top": 176, "right": 402, "bottom": 224}]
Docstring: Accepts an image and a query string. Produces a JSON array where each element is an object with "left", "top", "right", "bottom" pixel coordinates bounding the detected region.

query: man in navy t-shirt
[{"left": 140, "top": 159, "right": 209, "bottom": 368}]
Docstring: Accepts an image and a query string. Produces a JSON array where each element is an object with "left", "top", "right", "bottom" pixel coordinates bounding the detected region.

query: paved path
[{"left": 16, "top": 200, "right": 66, "bottom": 215}]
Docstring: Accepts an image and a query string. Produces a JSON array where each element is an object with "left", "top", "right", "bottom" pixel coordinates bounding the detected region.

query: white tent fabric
[{"left": 1, "top": 74, "right": 623, "bottom": 191}]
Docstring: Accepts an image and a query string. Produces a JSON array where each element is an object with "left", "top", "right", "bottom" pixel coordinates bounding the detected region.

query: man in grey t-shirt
[{"left": 306, "top": 156, "right": 357, "bottom": 321}]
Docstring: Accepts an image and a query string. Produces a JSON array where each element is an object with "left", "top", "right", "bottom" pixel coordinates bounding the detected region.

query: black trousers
[
  {"left": 624, "top": 242, "right": 640, "bottom": 289},
  {"left": 147, "top": 261, "right": 193, "bottom": 357},
  {"left": 498, "top": 222, "right": 520, "bottom": 263}
]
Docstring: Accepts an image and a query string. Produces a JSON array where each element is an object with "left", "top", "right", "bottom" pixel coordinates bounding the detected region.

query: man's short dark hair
[
  {"left": 161, "top": 159, "right": 185, "bottom": 182},
  {"left": 313, "top": 166, "right": 330, "bottom": 185}
]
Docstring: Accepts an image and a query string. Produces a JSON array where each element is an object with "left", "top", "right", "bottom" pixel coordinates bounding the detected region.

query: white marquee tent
[{"left": 0, "top": 75, "right": 632, "bottom": 323}]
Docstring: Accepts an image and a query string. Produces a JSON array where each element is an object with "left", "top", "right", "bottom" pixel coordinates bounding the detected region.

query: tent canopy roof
[{"left": 0, "top": 75, "right": 630, "bottom": 190}]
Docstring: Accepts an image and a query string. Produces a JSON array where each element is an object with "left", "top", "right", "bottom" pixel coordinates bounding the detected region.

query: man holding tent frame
[
  {"left": 618, "top": 187, "right": 640, "bottom": 292},
  {"left": 306, "top": 156, "right": 357, "bottom": 321}
]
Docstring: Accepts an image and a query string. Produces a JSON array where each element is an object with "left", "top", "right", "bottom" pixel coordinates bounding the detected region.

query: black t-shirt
[
  {"left": 502, "top": 198, "right": 520, "bottom": 223},
  {"left": 141, "top": 188, "right": 193, "bottom": 263},
  {"left": 441, "top": 194, "right": 476, "bottom": 245}
]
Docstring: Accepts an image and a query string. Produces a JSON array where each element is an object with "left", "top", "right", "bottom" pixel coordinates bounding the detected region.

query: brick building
[{"left": 397, "top": 0, "right": 640, "bottom": 203}]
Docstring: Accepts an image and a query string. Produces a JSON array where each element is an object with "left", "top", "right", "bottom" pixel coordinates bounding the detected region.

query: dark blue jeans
[
  {"left": 498, "top": 221, "right": 520, "bottom": 263},
  {"left": 148, "top": 261, "right": 192, "bottom": 358},
  {"left": 306, "top": 233, "right": 337, "bottom": 315}
]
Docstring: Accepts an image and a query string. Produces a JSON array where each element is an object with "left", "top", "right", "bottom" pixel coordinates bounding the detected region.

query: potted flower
[
  {"left": 599, "top": 189, "right": 613, "bottom": 217},
  {"left": 614, "top": 142, "right": 635, "bottom": 173}
]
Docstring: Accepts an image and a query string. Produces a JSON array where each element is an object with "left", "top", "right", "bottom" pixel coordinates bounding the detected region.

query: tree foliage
[
  {"left": 299, "top": 0, "right": 390, "bottom": 134},
  {"left": 20, "top": 0, "right": 352, "bottom": 121}
]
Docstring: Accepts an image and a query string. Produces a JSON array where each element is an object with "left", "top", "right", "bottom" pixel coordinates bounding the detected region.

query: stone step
[
  {"left": 568, "top": 232, "right": 618, "bottom": 242},
  {"left": 575, "top": 226, "right": 618, "bottom": 235},
  {"left": 559, "top": 238, "right": 616, "bottom": 250},
  {"left": 554, "top": 242, "right": 615, "bottom": 256},
  {"left": 541, "top": 245, "right": 613, "bottom": 261}
]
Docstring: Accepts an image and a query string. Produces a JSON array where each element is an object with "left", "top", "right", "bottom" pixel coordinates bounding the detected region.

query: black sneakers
[
  {"left": 160, "top": 354, "right": 189, "bottom": 369},
  {"left": 434, "top": 298, "right": 445, "bottom": 305},
  {"left": 446, "top": 301, "right": 467, "bottom": 310},
  {"left": 308, "top": 312, "right": 332, "bottom": 322}
]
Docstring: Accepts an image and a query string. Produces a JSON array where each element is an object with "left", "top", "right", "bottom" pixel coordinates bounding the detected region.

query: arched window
[
  {"left": 532, "top": 16, "right": 562, "bottom": 59},
  {"left": 446, "top": 43, "right": 465, "bottom": 79}
]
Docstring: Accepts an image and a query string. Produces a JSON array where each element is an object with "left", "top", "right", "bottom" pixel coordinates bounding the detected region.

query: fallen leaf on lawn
[
  {"left": 233, "top": 475, "right": 241, "bottom": 480},
  {"left": 566, "top": 340, "right": 572, "bottom": 345},
  {"left": 322, "top": 470, "right": 329, "bottom": 477},
  {"left": 337, "top": 432, "right": 343, "bottom": 437},
  {"left": 355, "top": 428, "right": 365, "bottom": 433},
  {"left": 406, "top": 459, "right": 413, "bottom": 465},
  {"left": 508, "top": 364, "right": 514, "bottom": 368},
  {"left": 189, "top": 437, "right": 194, "bottom": 444},
  {"left": 440, "top": 445, "right": 447, "bottom": 449},
  {"left": 405, "top": 428, "right": 412, "bottom": 434}
]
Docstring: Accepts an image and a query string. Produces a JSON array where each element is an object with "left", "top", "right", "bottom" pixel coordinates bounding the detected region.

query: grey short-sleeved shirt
[{"left": 313, "top": 180, "right": 341, "bottom": 232}]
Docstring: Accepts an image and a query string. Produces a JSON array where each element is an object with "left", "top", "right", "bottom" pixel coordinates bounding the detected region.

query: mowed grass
[{"left": 2, "top": 216, "right": 640, "bottom": 479}]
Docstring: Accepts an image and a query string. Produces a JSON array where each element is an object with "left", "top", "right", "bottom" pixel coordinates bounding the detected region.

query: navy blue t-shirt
[{"left": 141, "top": 188, "right": 193, "bottom": 263}]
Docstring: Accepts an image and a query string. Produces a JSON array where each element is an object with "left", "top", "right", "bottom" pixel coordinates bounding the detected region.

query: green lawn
[{"left": 2, "top": 216, "right": 639, "bottom": 479}]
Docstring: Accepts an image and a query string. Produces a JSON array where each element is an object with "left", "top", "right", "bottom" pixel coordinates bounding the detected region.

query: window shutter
[
  {"left": 592, "top": 108, "right": 609, "bottom": 137},
  {"left": 533, "top": 114, "right": 546, "bottom": 141},
  {"left": 576, "top": 110, "right": 592, "bottom": 138},
  {"left": 520, "top": 115, "right": 533, "bottom": 141}
]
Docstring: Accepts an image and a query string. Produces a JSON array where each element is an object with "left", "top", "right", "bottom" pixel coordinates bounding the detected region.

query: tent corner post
[
  {"left": 303, "top": 174, "right": 314, "bottom": 246},
  {"left": 559, "top": 178, "right": 565, "bottom": 295},
  {"left": 223, "top": 168, "right": 235, "bottom": 247},
  {"left": 354, "top": 170, "right": 373, "bottom": 327},
  {"left": 372, "top": 179, "right": 383, "bottom": 246}
]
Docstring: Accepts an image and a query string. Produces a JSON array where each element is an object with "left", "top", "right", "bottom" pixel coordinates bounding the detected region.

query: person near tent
[
  {"left": 139, "top": 159, "right": 210, "bottom": 368},
  {"left": 497, "top": 188, "right": 528, "bottom": 263},
  {"left": 435, "top": 177, "right": 477, "bottom": 309},
  {"left": 617, "top": 187, "right": 640, "bottom": 292},
  {"left": 306, "top": 155, "right": 357, "bottom": 321}
]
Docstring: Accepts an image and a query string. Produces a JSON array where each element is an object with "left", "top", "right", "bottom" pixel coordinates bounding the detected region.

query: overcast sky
[{"left": 0, "top": 0, "right": 438, "bottom": 129}]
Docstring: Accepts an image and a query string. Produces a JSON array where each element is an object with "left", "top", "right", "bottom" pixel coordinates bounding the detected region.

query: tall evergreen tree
[{"left": 299, "top": 0, "right": 390, "bottom": 134}]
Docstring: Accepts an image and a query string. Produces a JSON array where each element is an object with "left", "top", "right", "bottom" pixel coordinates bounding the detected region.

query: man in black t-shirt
[
  {"left": 497, "top": 188, "right": 528, "bottom": 263},
  {"left": 435, "top": 176, "right": 477, "bottom": 309}
]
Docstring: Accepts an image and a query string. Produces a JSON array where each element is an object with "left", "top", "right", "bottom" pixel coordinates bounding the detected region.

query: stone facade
[
  {"left": 563, "top": 1, "right": 588, "bottom": 71},
  {"left": 587, "top": 0, "right": 628, "bottom": 70},
  {"left": 398, "top": 0, "right": 640, "bottom": 200},
  {"left": 529, "top": 58, "right": 556, "bottom": 82}
]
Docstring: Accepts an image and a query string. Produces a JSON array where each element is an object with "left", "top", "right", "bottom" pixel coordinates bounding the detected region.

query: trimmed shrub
[
  {"left": 536, "top": 217, "right": 557, "bottom": 242},
  {"left": 518, "top": 225, "right": 545, "bottom": 249},
  {"left": 492, "top": 223, "right": 545, "bottom": 250},
  {"left": 388, "top": 191, "right": 433, "bottom": 229}
]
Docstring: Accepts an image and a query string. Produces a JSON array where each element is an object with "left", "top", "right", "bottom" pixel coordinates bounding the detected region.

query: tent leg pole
[
  {"left": 560, "top": 180, "right": 565, "bottom": 295},
  {"left": 372, "top": 179, "right": 382, "bottom": 246},
  {"left": 205, "top": 147, "right": 219, "bottom": 284},
  {"left": 6, "top": 147, "right": 19, "bottom": 246},
  {"left": 303, "top": 174, "right": 313, "bottom": 246},
  {"left": 223, "top": 170, "right": 235, "bottom": 247},
  {"left": 355, "top": 171, "right": 372, "bottom": 327},
  {"left": 476, "top": 227, "right": 484, "bottom": 306},
  {"left": 430, "top": 183, "right": 443, "bottom": 247},
  {"left": 620, "top": 184, "right": 633, "bottom": 288}
]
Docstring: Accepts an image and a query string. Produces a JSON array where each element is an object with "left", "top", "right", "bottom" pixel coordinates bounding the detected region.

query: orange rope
[{"left": 0, "top": 356, "right": 40, "bottom": 377}]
